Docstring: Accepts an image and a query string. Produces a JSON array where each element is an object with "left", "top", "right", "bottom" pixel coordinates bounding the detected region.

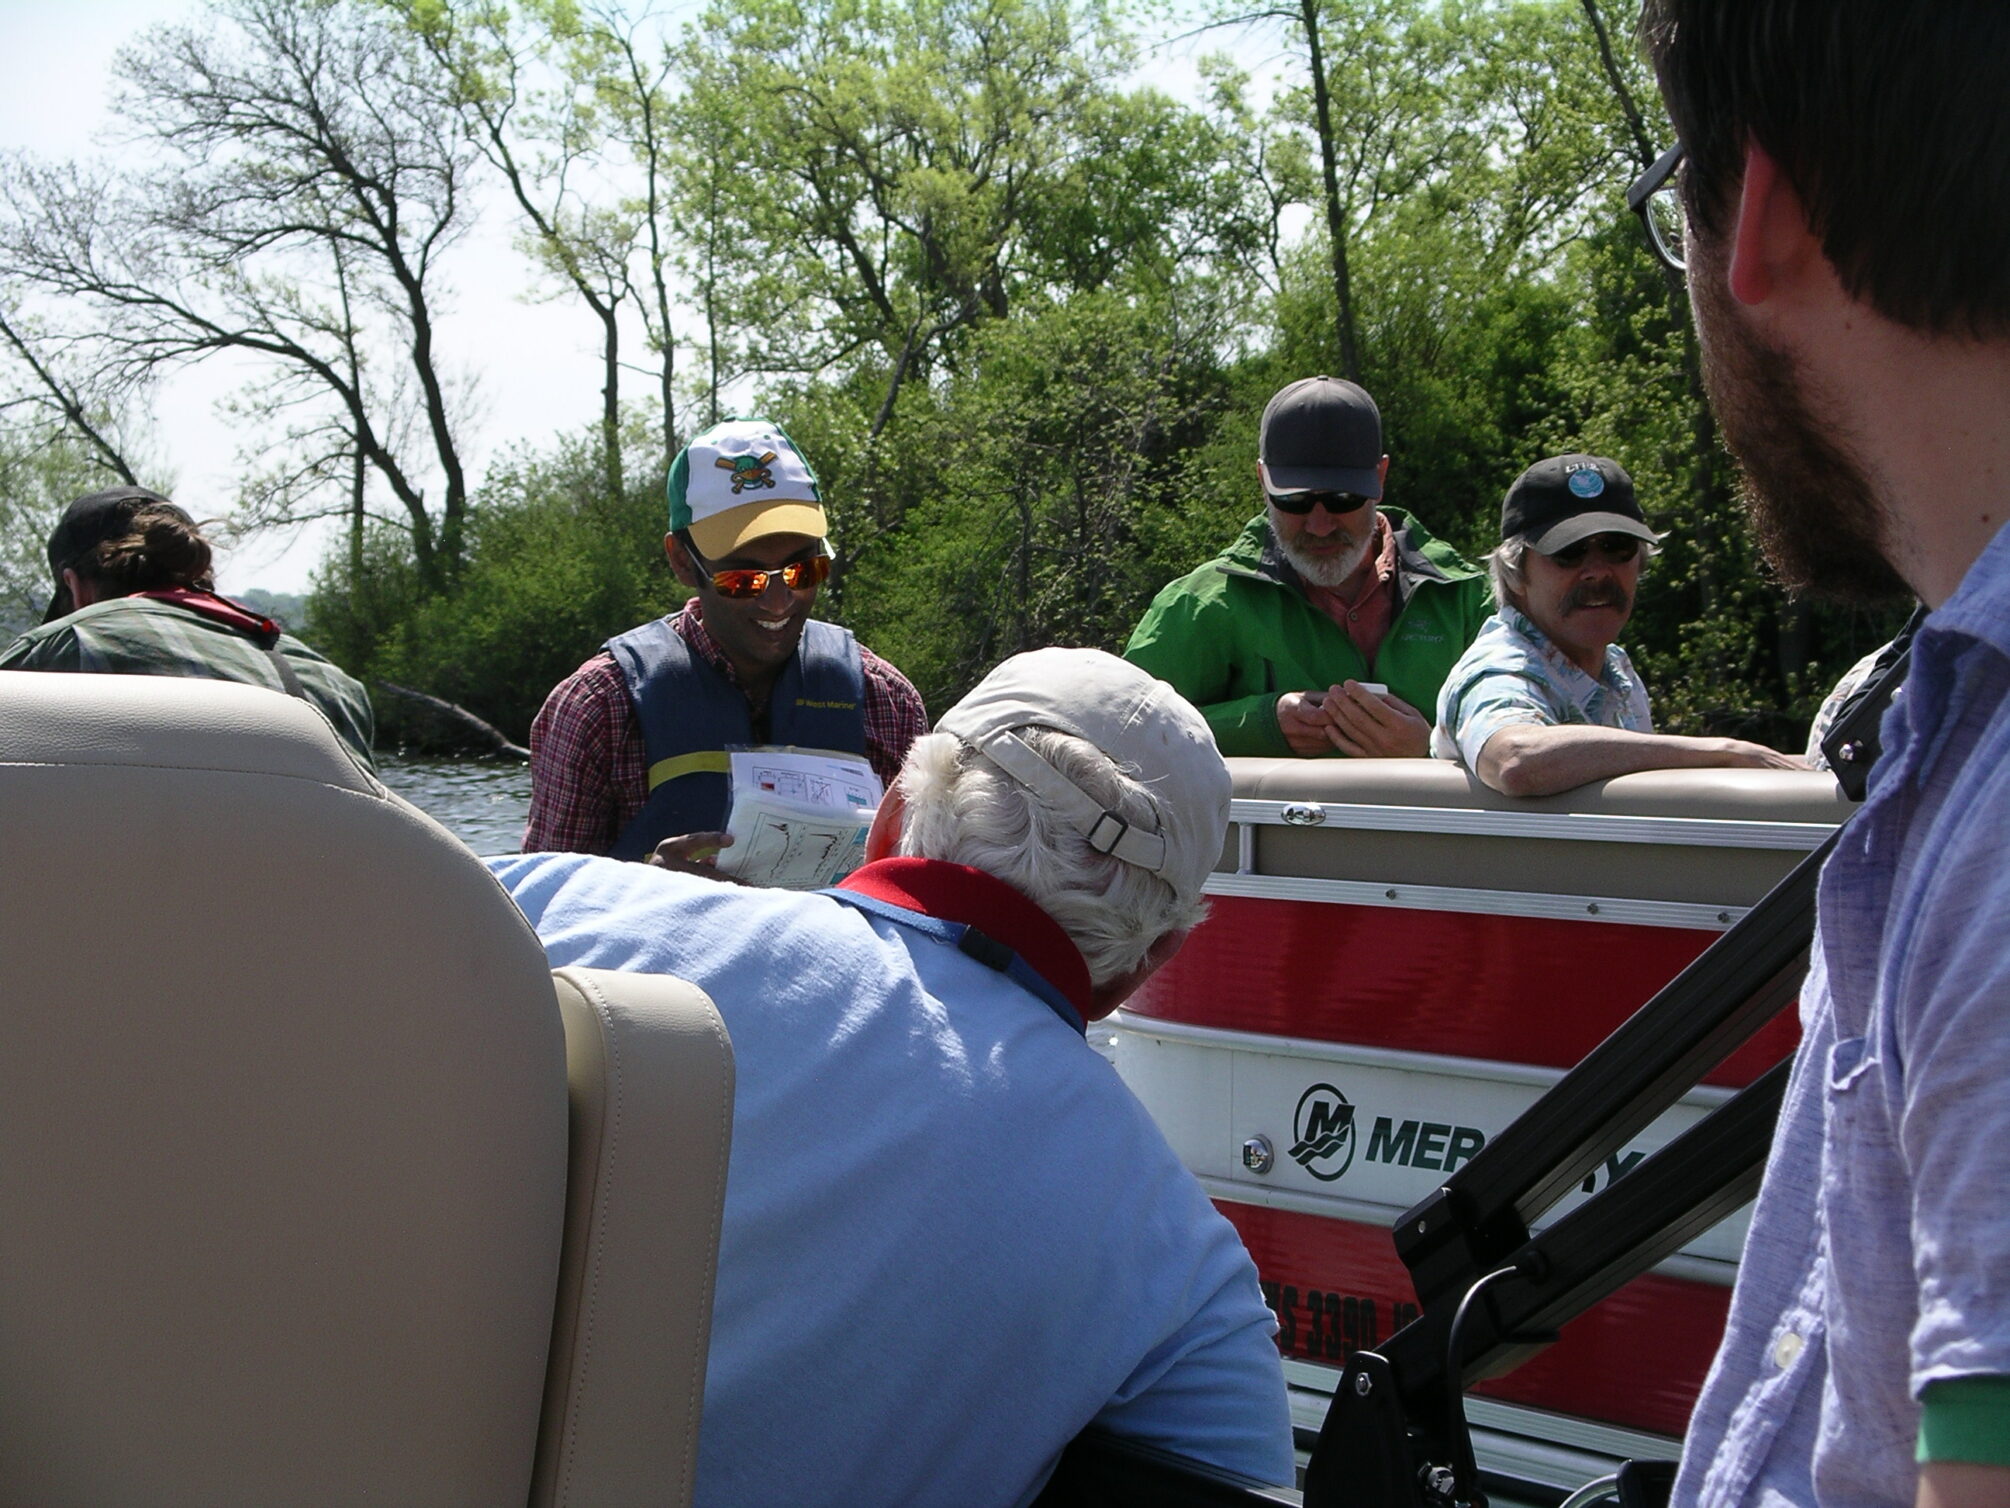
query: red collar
[
  {"left": 836, "top": 857, "right": 1094, "bottom": 1019},
  {"left": 136, "top": 588, "right": 280, "bottom": 640}
]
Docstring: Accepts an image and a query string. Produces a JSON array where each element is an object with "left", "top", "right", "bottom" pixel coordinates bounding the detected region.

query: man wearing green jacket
[{"left": 1126, "top": 376, "right": 1490, "bottom": 758}]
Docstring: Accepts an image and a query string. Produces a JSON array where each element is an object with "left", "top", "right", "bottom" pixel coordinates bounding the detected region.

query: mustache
[{"left": 1563, "top": 582, "right": 1631, "bottom": 614}]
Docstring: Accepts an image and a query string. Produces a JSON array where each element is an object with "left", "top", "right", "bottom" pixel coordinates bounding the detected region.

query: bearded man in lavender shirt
[{"left": 1634, "top": 5, "right": 2010, "bottom": 1506}]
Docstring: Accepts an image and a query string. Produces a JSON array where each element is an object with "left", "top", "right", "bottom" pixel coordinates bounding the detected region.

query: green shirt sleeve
[
  {"left": 1194, "top": 690, "right": 1294, "bottom": 758},
  {"left": 1919, "top": 1377, "right": 2010, "bottom": 1465},
  {"left": 1125, "top": 584, "right": 1292, "bottom": 758}
]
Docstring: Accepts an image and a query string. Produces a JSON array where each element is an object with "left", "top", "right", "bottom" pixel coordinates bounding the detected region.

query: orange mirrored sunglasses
[{"left": 703, "top": 553, "right": 831, "bottom": 599}]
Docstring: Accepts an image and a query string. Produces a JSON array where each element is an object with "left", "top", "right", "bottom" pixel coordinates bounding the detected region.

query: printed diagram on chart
[
  {"left": 749, "top": 760, "right": 877, "bottom": 810},
  {"left": 733, "top": 813, "right": 868, "bottom": 891},
  {"left": 719, "top": 745, "right": 883, "bottom": 889}
]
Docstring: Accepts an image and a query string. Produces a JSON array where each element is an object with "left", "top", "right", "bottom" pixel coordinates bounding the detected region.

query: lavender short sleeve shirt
[{"left": 1674, "top": 524, "right": 2010, "bottom": 1507}]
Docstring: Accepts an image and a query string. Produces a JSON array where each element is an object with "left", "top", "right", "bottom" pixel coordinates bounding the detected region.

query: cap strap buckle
[
  {"left": 970, "top": 731, "right": 1171, "bottom": 876},
  {"left": 1085, "top": 811, "right": 1129, "bottom": 855}
]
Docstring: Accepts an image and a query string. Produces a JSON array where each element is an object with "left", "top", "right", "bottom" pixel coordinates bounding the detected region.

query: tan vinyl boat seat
[
  {"left": 0, "top": 672, "right": 733, "bottom": 1508},
  {"left": 1223, "top": 756, "right": 1855, "bottom": 907}
]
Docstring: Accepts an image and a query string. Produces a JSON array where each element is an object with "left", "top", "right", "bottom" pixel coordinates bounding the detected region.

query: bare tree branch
[{"left": 0, "top": 0, "right": 477, "bottom": 587}]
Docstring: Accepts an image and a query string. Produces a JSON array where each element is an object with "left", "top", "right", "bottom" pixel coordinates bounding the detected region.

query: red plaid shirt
[{"left": 522, "top": 599, "right": 928, "bottom": 855}]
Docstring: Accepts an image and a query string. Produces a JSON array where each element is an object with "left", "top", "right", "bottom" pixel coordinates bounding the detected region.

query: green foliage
[
  {"left": 277, "top": 0, "right": 1892, "bottom": 756},
  {"left": 310, "top": 431, "right": 684, "bottom": 742},
  {"left": 825, "top": 287, "right": 1237, "bottom": 712},
  {"left": 671, "top": 0, "right": 1118, "bottom": 373},
  {"left": 305, "top": 525, "right": 430, "bottom": 680}
]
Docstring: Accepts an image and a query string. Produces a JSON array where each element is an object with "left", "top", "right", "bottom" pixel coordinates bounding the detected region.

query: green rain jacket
[{"left": 1125, "top": 507, "right": 1491, "bottom": 757}]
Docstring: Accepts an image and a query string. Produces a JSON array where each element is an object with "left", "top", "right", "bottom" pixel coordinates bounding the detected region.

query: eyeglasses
[
  {"left": 1626, "top": 142, "right": 1687, "bottom": 277},
  {"left": 1267, "top": 489, "right": 1373, "bottom": 516},
  {"left": 1545, "top": 533, "right": 1642, "bottom": 568},
  {"left": 699, "top": 553, "right": 831, "bottom": 599}
]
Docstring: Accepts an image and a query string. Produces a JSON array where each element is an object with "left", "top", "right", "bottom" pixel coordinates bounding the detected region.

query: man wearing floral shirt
[{"left": 1432, "top": 453, "right": 1802, "bottom": 796}]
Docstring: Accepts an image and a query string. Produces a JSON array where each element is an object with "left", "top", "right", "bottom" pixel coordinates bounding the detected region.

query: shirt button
[
  {"left": 1773, "top": 1331, "right": 1805, "bottom": 1369},
  {"left": 1348, "top": 611, "right": 1359, "bottom": 621}
]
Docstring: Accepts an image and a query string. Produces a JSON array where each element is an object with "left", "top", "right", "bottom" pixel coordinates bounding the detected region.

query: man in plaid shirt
[{"left": 523, "top": 419, "right": 924, "bottom": 859}]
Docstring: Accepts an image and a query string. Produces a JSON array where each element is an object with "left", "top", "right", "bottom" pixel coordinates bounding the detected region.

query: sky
[
  {"left": 0, "top": 0, "right": 1285, "bottom": 597},
  {"left": 0, "top": 0, "right": 621, "bottom": 593}
]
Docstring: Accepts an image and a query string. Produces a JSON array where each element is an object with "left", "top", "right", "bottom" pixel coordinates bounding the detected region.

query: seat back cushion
[
  {"left": 533, "top": 966, "right": 734, "bottom": 1508},
  {"left": 0, "top": 674, "right": 567, "bottom": 1507}
]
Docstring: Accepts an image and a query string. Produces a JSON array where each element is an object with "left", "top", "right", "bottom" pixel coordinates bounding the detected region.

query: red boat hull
[
  {"left": 1127, "top": 893, "right": 1802, "bottom": 1440},
  {"left": 1131, "top": 895, "right": 1800, "bottom": 1083}
]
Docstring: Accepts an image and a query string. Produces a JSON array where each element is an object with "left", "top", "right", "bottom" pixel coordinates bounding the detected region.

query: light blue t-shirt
[
  {"left": 1431, "top": 606, "right": 1652, "bottom": 768},
  {"left": 1674, "top": 522, "right": 2010, "bottom": 1506},
  {"left": 489, "top": 852, "right": 1292, "bottom": 1508}
]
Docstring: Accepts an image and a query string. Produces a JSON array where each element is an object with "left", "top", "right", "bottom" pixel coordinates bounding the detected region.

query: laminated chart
[{"left": 715, "top": 745, "right": 882, "bottom": 889}]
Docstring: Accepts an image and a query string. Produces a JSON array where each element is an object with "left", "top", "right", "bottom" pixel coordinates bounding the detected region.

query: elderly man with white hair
[{"left": 488, "top": 647, "right": 1292, "bottom": 1508}]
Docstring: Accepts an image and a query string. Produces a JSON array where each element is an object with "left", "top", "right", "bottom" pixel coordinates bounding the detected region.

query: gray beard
[{"left": 1277, "top": 529, "right": 1372, "bottom": 589}]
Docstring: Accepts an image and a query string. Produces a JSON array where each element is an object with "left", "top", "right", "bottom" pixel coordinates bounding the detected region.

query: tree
[
  {"left": 663, "top": 0, "right": 1276, "bottom": 601},
  {"left": 43, "top": 0, "right": 1865, "bottom": 743},
  {"left": 0, "top": 308, "right": 144, "bottom": 489},
  {"left": 770, "top": 287, "right": 1236, "bottom": 711},
  {"left": 668, "top": 0, "right": 1124, "bottom": 429},
  {"left": 318, "top": 426, "right": 679, "bottom": 740},
  {"left": 0, "top": 0, "right": 478, "bottom": 589},
  {"left": 1297, "top": 0, "right": 1360, "bottom": 378},
  {"left": 398, "top": 0, "right": 649, "bottom": 498},
  {"left": 1203, "top": 0, "right": 1476, "bottom": 380},
  {"left": 580, "top": 5, "right": 687, "bottom": 473}
]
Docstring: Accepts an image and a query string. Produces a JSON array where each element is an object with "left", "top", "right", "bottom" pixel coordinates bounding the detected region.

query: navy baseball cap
[
  {"left": 1500, "top": 455, "right": 1658, "bottom": 556},
  {"left": 43, "top": 486, "right": 185, "bottom": 622},
  {"left": 1257, "top": 376, "right": 1384, "bottom": 498}
]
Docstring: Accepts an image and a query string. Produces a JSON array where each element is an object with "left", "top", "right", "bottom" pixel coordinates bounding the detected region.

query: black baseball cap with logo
[
  {"left": 1257, "top": 376, "right": 1385, "bottom": 498},
  {"left": 43, "top": 486, "right": 186, "bottom": 623},
  {"left": 1500, "top": 454, "right": 1658, "bottom": 556}
]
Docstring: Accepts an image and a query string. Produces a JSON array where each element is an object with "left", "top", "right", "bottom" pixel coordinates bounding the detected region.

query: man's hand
[
  {"left": 1277, "top": 690, "right": 1341, "bottom": 756},
  {"left": 647, "top": 830, "right": 744, "bottom": 883},
  {"left": 1324, "top": 682, "right": 1432, "bottom": 758},
  {"left": 1715, "top": 738, "right": 1813, "bottom": 771}
]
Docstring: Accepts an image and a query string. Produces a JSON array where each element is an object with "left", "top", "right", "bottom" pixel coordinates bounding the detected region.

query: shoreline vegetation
[{"left": 0, "top": 0, "right": 1911, "bottom": 753}]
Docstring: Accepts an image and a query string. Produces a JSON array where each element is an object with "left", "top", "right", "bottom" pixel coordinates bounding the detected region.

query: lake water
[{"left": 376, "top": 753, "right": 533, "bottom": 854}]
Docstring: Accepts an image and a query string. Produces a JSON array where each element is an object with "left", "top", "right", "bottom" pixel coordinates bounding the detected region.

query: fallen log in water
[{"left": 373, "top": 681, "right": 530, "bottom": 761}]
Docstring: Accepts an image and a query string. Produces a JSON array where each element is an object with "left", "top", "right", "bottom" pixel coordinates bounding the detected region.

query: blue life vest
[{"left": 605, "top": 615, "right": 868, "bottom": 859}]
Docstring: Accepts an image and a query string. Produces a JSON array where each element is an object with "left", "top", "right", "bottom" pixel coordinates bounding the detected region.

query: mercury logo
[{"left": 1289, "top": 1083, "right": 1357, "bottom": 1181}]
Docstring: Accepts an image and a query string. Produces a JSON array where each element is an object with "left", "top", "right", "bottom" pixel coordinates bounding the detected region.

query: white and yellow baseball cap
[{"left": 667, "top": 418, "right": 827, "bottom": 558}]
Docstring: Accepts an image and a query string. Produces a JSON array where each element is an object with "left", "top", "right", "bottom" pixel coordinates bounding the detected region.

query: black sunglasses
[
  {"left": 1626, "top": 142, "right": 1687, "bottom": 277},
  {"left": 1267, "top": 489, "right": 1374, "bottom": 516},
  {"left": 1545, "top": 533, "right": 1642, "bottom": 568}
]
